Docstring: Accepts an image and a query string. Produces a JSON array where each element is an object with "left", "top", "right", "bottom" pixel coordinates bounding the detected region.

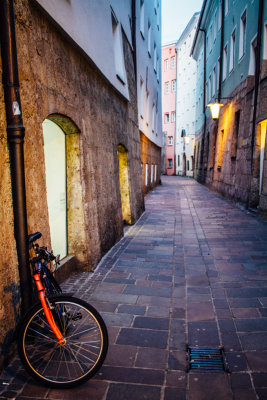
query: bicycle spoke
[{"left": 19, "top": 297, "right": 108, "bottom": 387}]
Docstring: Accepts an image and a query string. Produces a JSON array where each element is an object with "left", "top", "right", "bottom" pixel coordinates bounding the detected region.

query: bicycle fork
[{"left": 33, "top": 274, "right": 64, "bottom": 344}]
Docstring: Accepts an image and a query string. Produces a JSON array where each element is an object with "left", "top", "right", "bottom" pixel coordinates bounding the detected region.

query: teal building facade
[{"left": 192, "top": 0, "right": 267, "bottom": 212}]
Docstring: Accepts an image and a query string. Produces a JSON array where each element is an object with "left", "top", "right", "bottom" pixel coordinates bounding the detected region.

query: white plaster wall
[
  {"left": 136, "top": 0, "right": 163, "bottom": 148},
  {"left": 33, "top": 0, "right": 132, "bottom": 100},
  {"left": 176, "top": 14, "right": 199, "bottom": 176}
]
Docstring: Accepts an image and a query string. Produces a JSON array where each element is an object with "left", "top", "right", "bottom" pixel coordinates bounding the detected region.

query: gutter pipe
[
  {"left": 250, "top": 0, "right": 264, "bottom": 170},
  {"left": 0, "top": 0, "right": 33, "bottom": 314}
]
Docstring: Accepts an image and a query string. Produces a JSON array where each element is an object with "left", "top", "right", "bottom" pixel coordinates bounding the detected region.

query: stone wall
[
  {"left": 194, "top": 72, "right": 267, "bottom": 210},
  {"left": 0, "top": 0, "right": 144, "bottom": 363},
  {"left": 140, "top": 132, "right": 161, "bottom": 195},
  {"left": 0, "top": 76, "right": 21, "bottom": 368}
]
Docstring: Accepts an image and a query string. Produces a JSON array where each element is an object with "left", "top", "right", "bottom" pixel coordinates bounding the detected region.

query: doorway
[
  {"left": 117, "top": 145, "right": 131, "bottom": 224},
  {"left": 43, "top": 119, "right": 67, "bottom": 258},
  {"left": 259, "top": 119, "right": 267, "bottom": 194}
]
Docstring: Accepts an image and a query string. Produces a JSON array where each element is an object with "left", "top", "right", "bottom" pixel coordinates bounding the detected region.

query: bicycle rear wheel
[{"left": 18, "top": 296, "right": 108, "bottom": 388}]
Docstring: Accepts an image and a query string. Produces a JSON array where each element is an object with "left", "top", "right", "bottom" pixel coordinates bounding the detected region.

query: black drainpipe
[
  {"left": 218, "top": 0, "right": 225, "bottom": 103},
  {"left": 131, "top": 0, "right": 137, "bottom": 79},
  {"left": 199, "top": 28, "right": 207, "bottom": 183},
  {"left": 211, "top": 0, "right": 224, "bottom": 181},
  {"left": 0, "top": 0, "right": 33, "bottom": 314},
  {"left": 250, "top": 0, "right": 264, "bottom": 171}
]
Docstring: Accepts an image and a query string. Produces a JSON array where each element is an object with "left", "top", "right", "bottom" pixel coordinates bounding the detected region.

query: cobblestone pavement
[{"left": 1, "top": 176, "right": 267, "bottom": 400}]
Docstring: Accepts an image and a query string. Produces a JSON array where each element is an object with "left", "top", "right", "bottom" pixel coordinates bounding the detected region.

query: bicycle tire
[{"left": 18, "top": 295, "right": 108, "bottom": 388}]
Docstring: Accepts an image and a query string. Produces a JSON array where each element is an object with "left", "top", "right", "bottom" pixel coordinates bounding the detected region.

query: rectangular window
[
  {"left": 111, "top": 9, "right": 126, "bottom": 84},
  {"left": 152, "top": 104, "right": 155, "bottom": 132},
  {"left": 140, "top": 0, "right": 145, "bottom": 38},
  {"left": 231, "top": 110, "right": 240, "bottom": 158},
  {"left": 178, "top": 155, "right": 180, "bottom": 166},
  {"left": 218, "top": 1, "right": 222, "bottom": 30},
  {"left": 229, "top": 29, "right": 236, "bottom": 72},
  {"left": 171, "top": 111, "right": 176, "bottom": 122},
  {"left": 171, "top": 80, "right": 176, "bottom": 92},
  {"left": 157, "top": 57, "right": 159, "bottom": 81},
  {"left": 264, "top": 24, "right": 267, "bottom": 60},
  {"left": 154, "top": 44, "right": 157, "bottom": 72},
  {"left": 164, "top": 59, "right": 169, "bottom": 71},
  {"left": 223, "top": 44, "right": 228, "bottom": 81},
  {"left": 145, "top": 163, "right": 148, "bottom": 186},
  {"left": 208, "top": 75, "right": 212, "bottom": 101},
  {"left": 212, "top": 67, "right": 216, "bottom": 96},
  {"left": 148, "top": 23, "right": 151, "bottom": 56},
  {"left": 140, "top": 78, "right": 144, "bottom": 118},
  {"left": 187, "top": 160, "right": 190, "bottom": 171},
  {"left": 151, "top": 165, "right": 154, "bottom": 183},
  {"left": 164, "top": 113, "right": 169, "bottom": 123},
  {"left": 239, "top": 10, "right": 246, "bottom": 60},
  {"left": 225, "top": 0, "right": 229, "bottom": 16},
  {"left": 217, "top": 59, "right": 220, "bottom": 90},
  {"left": 248, "top": 36, "right": 257, "bottom": 76},
  {"left": 214, "top": 12, "right": 217, "bottom": 41},
  {"left": 145, "top": 91, "right": 149, "bottom": 125},
  {"left": 154, "top": 164, "right": 157, "bottom": 181},
  {"left": 165, "top": 82, "right": 170, "bottom": 94},
  {"left": 209, "top": 25, "right": 213, "bottom": 52},
  {"left": 168, "top": 136, "right": 173, "bottom": 146},
  {"left": 168, "top": 159, "right": 173, "bottom": 169},
  {"left": 171, "top": 56, "right": 176, "bottom": 68}
]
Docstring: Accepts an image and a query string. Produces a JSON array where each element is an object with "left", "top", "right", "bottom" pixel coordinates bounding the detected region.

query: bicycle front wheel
[{"left": 18, "top": 296, "right": 108, "bottom": 388}]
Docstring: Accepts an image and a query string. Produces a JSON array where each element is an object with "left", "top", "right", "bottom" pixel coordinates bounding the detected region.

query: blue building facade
[{"left": 192, "top": 0, "right": 267, "bottom": 212}]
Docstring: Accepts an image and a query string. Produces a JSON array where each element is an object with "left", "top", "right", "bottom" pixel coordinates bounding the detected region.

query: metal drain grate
[{"left": 188, "top": 346, "right": 227, "bottom": 372}]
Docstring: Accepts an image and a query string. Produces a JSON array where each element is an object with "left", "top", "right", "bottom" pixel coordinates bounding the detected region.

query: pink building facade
[{"left": 162, "top": 43, "right": 177, "bottom": 175}]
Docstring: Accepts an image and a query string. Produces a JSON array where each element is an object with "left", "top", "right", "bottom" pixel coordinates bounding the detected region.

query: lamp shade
[{"left": 208, "top": 102, "right": 223, "bottom": 119}]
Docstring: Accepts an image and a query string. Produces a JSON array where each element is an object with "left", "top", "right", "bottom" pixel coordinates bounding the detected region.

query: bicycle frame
[{"left": 33, "top": 274, "right": 64, "bottom": 344}]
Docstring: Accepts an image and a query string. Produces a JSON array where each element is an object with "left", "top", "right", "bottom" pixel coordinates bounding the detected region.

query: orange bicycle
[{"left": 17, "top": 232, "right": 108, "bottom": 388}]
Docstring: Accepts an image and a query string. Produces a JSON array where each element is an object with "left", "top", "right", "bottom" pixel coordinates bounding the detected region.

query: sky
[{"left": 161, "top": 0, "right": 204, "bottom": 44}]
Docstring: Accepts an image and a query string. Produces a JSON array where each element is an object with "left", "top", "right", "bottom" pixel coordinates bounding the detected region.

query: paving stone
[
  {"left": 245, "top": 351, "right": 267, "bottom": 371},
  {"left": 164, "top": 387, "right": 187, "bottom": 400},
  {"left": 135, "top": 347, "right": 168, "bottom": 369},
  {"left": 165, "top": 371, "right": 187, "bottom": 388},
  {"left": 146, "top": 306, "right": 170, "bottom": 318},
  {"left": 105, "top": 344, "right": 137, "bottom": 367},
  {"left": 47, "top": 380, "right": 109, "bottom": 399},
  {"left": 225, "top": 352, "right": 248, "bottom": 372},
  {"left": 236, "top": 318, "right": 267, "bottom": 332},
  {"left": 188, "top": 321, "right": 220, "bottom": 346},
  {"left": 106, "top": 383, "right": 161, "bottom": 400},
  {"left": 187, "top": 302, "right": 215, "bottom": 322},
  {"left": 240, "top": 333, "right": 267, "bottom": 350},
  {"left": 133, "top": 316, "right": 169, "bottom": 330},
  {"left": 232, "top": 308, "right": 260, "bottom": 318},
  {"left": 188, "top": 373, "right": 232, "bottom": 400},
  {"left": 123, "top": 285, "right": 171, "bottom": 297},
  {"left": 117, "top": 328, "right": 168, "bottom": 349},
  {"left": 97, "top": 366, "right": 164, "bottom": 385},
  {"left": 230, "top": 372, "right": 253, "bottom": 388},
  {"left": 117, "top": 304, "right": 146, "bottom": 315}
]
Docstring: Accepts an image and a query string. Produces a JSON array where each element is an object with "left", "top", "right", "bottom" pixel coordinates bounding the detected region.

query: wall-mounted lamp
[
  {"left": 207, "top": 102, "right": 223, "bottom": 120},
  {"left": 207, "top": 97, "right": 233, "bottom": 120}
]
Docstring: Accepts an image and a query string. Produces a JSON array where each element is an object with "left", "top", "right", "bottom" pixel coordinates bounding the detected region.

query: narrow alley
[{"left": 2, "top": 176, "right": 267, "bottom": 400}]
